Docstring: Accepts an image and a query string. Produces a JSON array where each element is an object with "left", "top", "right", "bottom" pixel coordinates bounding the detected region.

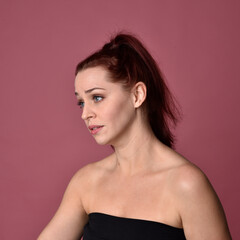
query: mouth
[{"left": 88, "top": 125, "right": 104, "bottom": 135}]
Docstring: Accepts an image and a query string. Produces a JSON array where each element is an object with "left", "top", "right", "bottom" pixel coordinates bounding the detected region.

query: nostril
[
  {"left": 81, "top": 111, "right": 94, "bottom": 120},
  {"left": 80, "top": 105, "right": 95, "bottom": 120}
]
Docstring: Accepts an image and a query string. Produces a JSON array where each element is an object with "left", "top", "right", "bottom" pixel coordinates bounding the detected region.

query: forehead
[
  {"left": 74, "top": 66, "right": 129, "bottom": 99},
  {"left": 75, "top": 66, "right": 111, "bottom": 90}
]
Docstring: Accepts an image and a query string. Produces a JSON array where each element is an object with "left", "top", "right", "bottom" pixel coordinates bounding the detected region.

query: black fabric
[{"left": 83, "top": 212, "right": 186, "bottom": 240}]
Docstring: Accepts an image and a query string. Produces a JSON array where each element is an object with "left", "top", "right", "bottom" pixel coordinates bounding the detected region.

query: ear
[{"left": 131, "top": 82, "right": 147, "bottom": 108}]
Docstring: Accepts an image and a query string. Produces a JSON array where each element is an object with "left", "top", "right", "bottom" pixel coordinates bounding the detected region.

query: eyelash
[{"left": 77, "top": 95, "right": 104, "bottom": 108}]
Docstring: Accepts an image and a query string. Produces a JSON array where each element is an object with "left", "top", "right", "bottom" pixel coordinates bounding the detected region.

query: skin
[{"left": 38, "top": 66, "right": 231, "bottom": 240}]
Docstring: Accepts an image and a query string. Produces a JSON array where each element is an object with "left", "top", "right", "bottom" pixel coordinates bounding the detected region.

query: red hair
[{"left": 75, "top": 33, "right": 181, "bottom": 148}]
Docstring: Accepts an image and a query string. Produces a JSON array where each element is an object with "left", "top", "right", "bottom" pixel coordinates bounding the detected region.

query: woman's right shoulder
[
  {"left": 70, "top": 153, "right": 115, "bottom": 186},
  {"left": 66, "top": 154, "right": 115, "bottom": 214}
]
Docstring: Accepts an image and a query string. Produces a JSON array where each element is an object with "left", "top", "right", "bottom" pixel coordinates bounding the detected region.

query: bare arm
[
  {"left": 176, "top": 164, "right": 231, "bottom": 240},
  {"left": 37, "top": 168, "right": 89, "bottom": 240}
]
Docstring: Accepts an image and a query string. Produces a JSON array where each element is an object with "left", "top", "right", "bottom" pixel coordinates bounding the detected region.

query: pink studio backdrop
[{"left": 1, "top": 0, "right": 239, "bottom": 239}]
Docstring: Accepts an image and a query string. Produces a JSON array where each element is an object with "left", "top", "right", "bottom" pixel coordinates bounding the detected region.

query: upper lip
[{"left": 88, "top": 125, "right": 104, "bottom": 130}]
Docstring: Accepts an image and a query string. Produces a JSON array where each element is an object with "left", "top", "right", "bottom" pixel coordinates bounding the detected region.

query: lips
[{"left": 88, "top": 125, "right": 104, "bottom": 135}]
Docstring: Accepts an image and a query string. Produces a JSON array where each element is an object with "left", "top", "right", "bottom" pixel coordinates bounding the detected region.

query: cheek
[{"left": 103, "top": 97, "right": 135, "bottom": 125}]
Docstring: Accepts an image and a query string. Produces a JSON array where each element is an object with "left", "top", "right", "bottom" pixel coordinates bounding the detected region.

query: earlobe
[{"left": 132, "top": 82, "right": 147, "bottom": 108}]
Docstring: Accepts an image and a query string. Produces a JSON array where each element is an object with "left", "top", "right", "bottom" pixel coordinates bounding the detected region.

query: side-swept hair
[{"left": 75, "top": 33, "right": 181, "bottom": 148}]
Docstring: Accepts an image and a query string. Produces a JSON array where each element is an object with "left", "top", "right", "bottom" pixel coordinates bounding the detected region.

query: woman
[{"left": 38, "top": 33, "right": 231, "bottom": 239}]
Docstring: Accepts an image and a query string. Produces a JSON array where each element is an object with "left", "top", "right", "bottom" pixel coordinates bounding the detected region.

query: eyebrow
[{"left": 74, "top": 87, "right": 106, "bottom": 96}]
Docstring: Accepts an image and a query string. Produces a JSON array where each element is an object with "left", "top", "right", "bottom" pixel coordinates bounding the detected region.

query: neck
[{"left": 112, "top": 118, "right": 164, "bottom": 177}]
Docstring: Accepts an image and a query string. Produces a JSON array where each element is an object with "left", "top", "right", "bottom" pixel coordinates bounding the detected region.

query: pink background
[{"left": 1, "top": 0, "right": 239, "bottom": 239}]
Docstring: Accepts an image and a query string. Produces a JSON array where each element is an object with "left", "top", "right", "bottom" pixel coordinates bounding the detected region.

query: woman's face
[{"left": 74, "top": 66, "right": 136, "bottom": 146}]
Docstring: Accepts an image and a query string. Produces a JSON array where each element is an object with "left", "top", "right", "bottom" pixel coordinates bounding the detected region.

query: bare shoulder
[
  {"left": 73, "top": 153, "right": 115, "bottom": 179},
  {"left": 172, "top": 161, "right": 211, "bottom": 194},
  {"left": 160, "top": 146, "right": 211, "bottom": 194},
  {"left": 37, "top": 156, "right": 115, "bottom": 239},
  {"left": 166, "top": 153, "right": 231, "bottom": 239},
  {"left": 167, "top": 154, "right": 218, "bottom": 205},
  {"left": 70, "top": 153, "right": 115, "bottom": 194}
]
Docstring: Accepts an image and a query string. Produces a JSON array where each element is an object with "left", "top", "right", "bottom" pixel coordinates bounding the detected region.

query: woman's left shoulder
[
  {"left": 166, "top": 153, "right": 232, "bottom": 239},
  {"left": 171, "top": 159, "right": 213, "bottom": 196},
  {"left": 172, "top": 161, "right": 221, "bottom": 209},
  {"left": 170, "top": 158, "right": 232, "bottom": 239}
]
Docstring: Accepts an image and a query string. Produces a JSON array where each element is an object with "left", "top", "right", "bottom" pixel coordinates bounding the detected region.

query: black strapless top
[{"left": 83, "top": 212, "right": 186, "bottom": 240}]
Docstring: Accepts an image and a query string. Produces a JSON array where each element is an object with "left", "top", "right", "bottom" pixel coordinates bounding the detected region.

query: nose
[{"left": 81, "top": 104, "right": 95, "bottom": 120}]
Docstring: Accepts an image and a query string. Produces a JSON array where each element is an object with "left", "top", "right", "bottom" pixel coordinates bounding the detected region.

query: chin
[
  {"left": 94, "top": 136, "right": 119, "bottom": 147},
  {"left": 95, "top": 141, "right": 108, "bottom": 146},
  {"left": 94, "top": 136, "right": 111, "bottom": 146},
  {"left": 93, "top": 130, "right": 123, "bottom": 146}
]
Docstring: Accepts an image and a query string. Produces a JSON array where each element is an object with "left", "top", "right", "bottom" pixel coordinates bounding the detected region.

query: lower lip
[{"left": 90, "top": 126, "right": 104, "bottom": 135}]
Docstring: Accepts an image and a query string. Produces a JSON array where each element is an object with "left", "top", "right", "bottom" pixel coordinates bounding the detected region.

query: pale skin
[{"left": 38, "top": 66, "right": 231, "bottom": 239}]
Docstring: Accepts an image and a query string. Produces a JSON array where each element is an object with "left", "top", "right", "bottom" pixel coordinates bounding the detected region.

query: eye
[
  {"left": 93, "top": 96, "right": 103, "bottom": 102},
  {"left": 77, "top": 101, "right": 84, "bottom": 108}
]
